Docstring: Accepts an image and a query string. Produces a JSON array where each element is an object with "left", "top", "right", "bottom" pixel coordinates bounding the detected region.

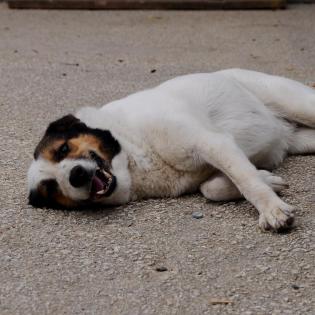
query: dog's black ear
[
  {"left": 45, "top": 114, "right": 87, "bottom": 135},
  {"left": 93, "top": 129, "right": 121, "bottom": 157},
  {"left": 28, "top": 189, "right": 47, "bottom": 208}
]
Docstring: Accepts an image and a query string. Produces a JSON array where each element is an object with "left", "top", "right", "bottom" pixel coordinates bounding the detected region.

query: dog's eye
[
  {"left": 56, "top": 142, "right": 70, "bottom": 160},
  {"left": 90, "top": 151, "right": 98, "bottom": 160}
]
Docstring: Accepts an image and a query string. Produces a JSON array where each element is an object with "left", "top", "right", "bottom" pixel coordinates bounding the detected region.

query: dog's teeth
[
  {"left": 102, "top": 169, "right": 111, "bottom": 178},
  {"left": 96, "top": 190, "right": 106, "bottom": 195}
]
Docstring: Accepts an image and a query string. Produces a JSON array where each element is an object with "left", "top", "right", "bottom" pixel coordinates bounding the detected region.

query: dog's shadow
[
  {"left": 76, "top": 205, "right": 121, "bottom": 220},
  {"left": 40, "top": 203, "right": 128, "bottom": 223}
]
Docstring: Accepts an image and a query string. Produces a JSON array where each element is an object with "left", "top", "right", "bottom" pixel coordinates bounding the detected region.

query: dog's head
[{"left": 27, "top": 114, "right": 122, "bottom": 209}]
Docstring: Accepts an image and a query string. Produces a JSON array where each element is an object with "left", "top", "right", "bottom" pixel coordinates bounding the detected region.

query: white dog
[{"left": 28, "top": 69, "right": 315, "bottom": 232}]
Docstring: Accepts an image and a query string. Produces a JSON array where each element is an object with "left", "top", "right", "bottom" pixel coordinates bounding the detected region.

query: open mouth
[{"left": 90, "top": 168, "right": 116, "bottom": 199}]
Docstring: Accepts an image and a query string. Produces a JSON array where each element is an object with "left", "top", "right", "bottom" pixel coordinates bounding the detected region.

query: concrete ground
[{"left": 0, "top": 3, "right": 314, "bottom": 314}]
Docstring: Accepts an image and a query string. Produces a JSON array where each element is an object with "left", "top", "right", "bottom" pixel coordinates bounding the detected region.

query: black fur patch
[
  {"left": 28, "top": 190, "right": 68, "bottom": 210},
  {"left": 28, "top": 189, "right": 47, "bottom": 208},
  {"left": 34, "top": 114, "right": 121, "bottom": 160},
  {"left": 28, "top": 179, "right": 58, "bottom": 208},
  {"left": 45, "top": 114, "right": 85, "bottom": 135}
]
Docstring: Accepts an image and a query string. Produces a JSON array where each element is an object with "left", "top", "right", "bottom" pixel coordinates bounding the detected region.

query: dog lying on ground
[{"left": 28, "top": 69, "right": 315, "bottom": 232}]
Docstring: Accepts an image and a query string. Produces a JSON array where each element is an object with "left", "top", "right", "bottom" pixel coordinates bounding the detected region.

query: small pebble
[
  {"left": 150, "top": 69, "right": 156, "bottom": 73},
  {"left": 291, "top": 284, "right": 300, "bottom": 290},
  {"left": 192, "top": 212, "right": 204, "bottom": 219},
  {"left": 156, "top": 266, "right": 167, "bottom": 272}
]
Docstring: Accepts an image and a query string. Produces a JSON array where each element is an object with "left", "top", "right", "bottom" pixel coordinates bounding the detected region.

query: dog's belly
[{"left": 128, "top": 152, "right": 213, "bottom": 200}]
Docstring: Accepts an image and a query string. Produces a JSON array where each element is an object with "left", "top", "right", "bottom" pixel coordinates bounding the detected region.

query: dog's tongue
[{"left": 91, "top": 176, "right": 104, "bottom": 192}]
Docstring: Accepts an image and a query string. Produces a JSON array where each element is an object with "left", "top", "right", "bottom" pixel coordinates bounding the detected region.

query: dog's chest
[{"left": 127, "top": 149, "right": 212, "bottom": 200}]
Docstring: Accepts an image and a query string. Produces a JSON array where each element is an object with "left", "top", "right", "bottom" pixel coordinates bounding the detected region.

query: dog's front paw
[{"left": 258, "top": 201, "right": 295, "bottom": 232}]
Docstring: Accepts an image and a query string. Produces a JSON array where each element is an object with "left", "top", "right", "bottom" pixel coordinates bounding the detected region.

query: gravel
[{"left": 0, "top": 3, "right": 314, "bottom": 315}]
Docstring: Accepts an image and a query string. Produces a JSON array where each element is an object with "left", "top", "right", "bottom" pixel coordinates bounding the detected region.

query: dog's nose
[{"left": 69, "top": 165, "right": 92, "bottom": 188}]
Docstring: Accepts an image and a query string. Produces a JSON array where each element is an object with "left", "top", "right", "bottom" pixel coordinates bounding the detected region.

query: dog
[{"left": 27, "top": 69, "right": 315, "bottom": 232}]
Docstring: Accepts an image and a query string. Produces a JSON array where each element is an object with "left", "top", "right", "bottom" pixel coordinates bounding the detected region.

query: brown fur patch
[
  {"left": 40, "top": 139, "right": 65, "bottom": 162},
  {"left": 38, "top": 134, "right": 111, "bottom": 163},
  {"left": 67, "top": 134, "right": 111, "bottom": 160},
  {"left": 37, "top": 181, "right": 76, "bottom": 207},
  {"left": 34, "top": 179, "right": 77, "bottom": 208},
  {"left": 37, "top": 182, "right": 49, "bottom": 199}
]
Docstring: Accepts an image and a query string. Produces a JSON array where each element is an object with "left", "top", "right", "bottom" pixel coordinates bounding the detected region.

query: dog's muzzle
[{"left": 69, "top": 165, "right": 116, "bottom": 199}]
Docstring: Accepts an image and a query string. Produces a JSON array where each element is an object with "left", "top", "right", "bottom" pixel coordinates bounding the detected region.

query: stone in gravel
[
  {"left": 192, "top": 212, "right": 204, "bottom": 219},
  {"left": 291, "top": 284, "right": 300, "bottom": 290},
  {"left": 156, "top": 266, "right": 168, "bottom": 272},
  {"left": 209, "top": 298, "right": 233, "bottom": 305}
]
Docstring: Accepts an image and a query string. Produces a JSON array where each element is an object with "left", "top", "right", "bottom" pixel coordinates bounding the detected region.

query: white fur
[
  {"left": 28, "top": 158, "right": 97, "bottom": 201},
  {"left": 31, "top": 69, "right": 315, "bottom": 231}
]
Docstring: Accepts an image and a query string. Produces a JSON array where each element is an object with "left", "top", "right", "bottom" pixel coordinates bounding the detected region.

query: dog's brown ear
[{"left": 45, "top": 114, "right": 86, "bottom": 135}]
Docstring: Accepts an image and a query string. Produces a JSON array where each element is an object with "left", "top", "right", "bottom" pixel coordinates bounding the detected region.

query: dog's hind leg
[
  {"left": 222, "top": 69, "right": 315, "bottom": 127},
  {"left": 200, "top": 170, "right": 288, "bottom": 202},
  {"left": 200, "top": 173, "right": 241, "bottom": 201},
  {"left": 289, "top": 128, "right": 315, "bottom": 154}
]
